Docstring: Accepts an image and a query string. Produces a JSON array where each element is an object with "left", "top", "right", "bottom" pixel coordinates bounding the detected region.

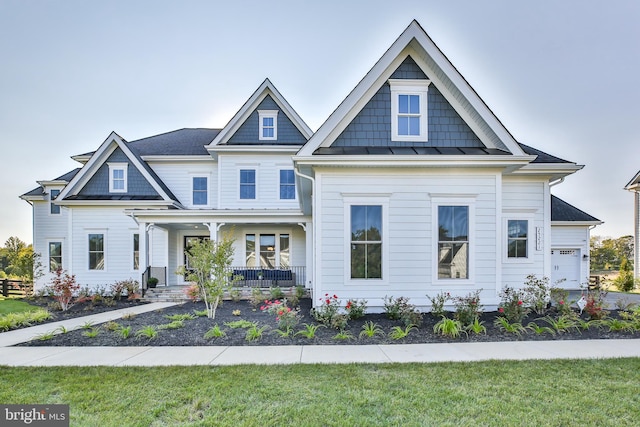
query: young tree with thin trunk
[{"left": 177, "top": 234, "right": 236, "bottom": 320}]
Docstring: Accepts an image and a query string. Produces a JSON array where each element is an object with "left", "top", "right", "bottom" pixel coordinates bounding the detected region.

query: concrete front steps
[{"left": 143, "top": 286, "right": 190, "bottom": 302}]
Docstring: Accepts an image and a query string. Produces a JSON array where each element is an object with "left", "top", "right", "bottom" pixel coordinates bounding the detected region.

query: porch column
[
  {"left": 205, "top": 223, "right": 218, "bottom": 241},
  {"left": 303, "top": 222, "right": 313, "bottom": 289}
]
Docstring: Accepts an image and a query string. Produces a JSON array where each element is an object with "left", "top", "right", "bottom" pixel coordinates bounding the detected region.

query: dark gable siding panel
[
  {"left": 227, "top": 95, "right": 306, "bottom": 145},
  {"left": 332, "top": 55, "right": 484, "bottom": 148},
  {"left": 78, "top": 148, "right": 160, "bottom": 197}
]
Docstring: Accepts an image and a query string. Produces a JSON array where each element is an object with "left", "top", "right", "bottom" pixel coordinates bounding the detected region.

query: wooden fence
[{"left": 0, "top": 279, "right": 33, "bottom": 298}]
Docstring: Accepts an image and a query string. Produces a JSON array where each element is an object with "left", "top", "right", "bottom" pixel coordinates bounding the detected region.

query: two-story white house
[{"left": 21, "top": 21, "right": 601, "bottom": 308}]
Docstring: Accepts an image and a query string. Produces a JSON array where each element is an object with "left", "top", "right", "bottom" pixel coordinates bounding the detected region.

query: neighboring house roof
[
  {"left": 624, "top": 169, "right": 640, "bottom": 191},
  {"left": 207, "top": 78, "right": 313, "bottom": 150},
  {"left": 551, "top": 195, "right": 602, "bottom": 224}
]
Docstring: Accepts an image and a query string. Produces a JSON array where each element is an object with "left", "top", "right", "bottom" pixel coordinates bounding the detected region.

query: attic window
[
  {"left": 258, "top": 110, "right": 278, "bottom": 140},
  {"left": 108, "top": 163, "right": 128, "bottom": 193},
  {"left": 389, "top": 79, "right": 430, "bottom": 142}
]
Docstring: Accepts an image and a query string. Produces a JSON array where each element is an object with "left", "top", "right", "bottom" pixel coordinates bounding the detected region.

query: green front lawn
[
  {"left": 1, "top": 359, "right": 638, "bottom": 426},
  {"left": 0, "top": 298, "right": 39, "bottom": 315}
]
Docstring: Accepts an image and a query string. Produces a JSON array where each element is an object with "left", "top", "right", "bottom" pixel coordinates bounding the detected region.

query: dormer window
[
  {"left": 389, "top": 79, "right": 430, "bottom": 142},
  {"left": 108, "top": 163, "right": 128, "bottom": 193},
  {"left": 258, "top": 110, "right": 278, "bottom": 140}
]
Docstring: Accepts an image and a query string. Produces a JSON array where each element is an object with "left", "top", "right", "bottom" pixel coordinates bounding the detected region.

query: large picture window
[
  {"left": 350, "top": 205, "right": 382, "bottom": 279},
  {"left": 88, "top": 234, "right": 104, "bottom": 270},
  {"left": 507, "top": 220, "right": 528, "bottom": 258},
  {"left": 245, "top": 233, "right": 290, "bottom": 268},
  {"left": 438, "top": 206, "right": 469, "bottom": 279}
]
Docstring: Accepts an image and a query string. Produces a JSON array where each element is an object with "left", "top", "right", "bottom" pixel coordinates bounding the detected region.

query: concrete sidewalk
[
  {"left": 0, "top": 302, "right": 178, "bottom": 347},
  {"left": 1, "top": 339, "right": 640, "bottom": 366}
]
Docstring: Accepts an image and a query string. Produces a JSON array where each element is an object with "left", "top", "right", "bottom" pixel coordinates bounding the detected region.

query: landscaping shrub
[
  {"left": 452, "top": 290, "right": 483, "bottom": 327},
  {"left": 498, "top": 286, "right": 529, "bottom": 323}
]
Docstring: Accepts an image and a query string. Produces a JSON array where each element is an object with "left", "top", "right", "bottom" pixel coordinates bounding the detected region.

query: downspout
[
  {"left": 549, "top": 177, "right": 565, "bottom": 187},
  {"left": 294, "top": 167, "right": 316, "bottom": 299}
]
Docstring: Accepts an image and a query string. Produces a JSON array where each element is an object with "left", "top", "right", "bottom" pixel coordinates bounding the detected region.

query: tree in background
[
  {"left": 0, "top": 236, "right": 36, "bottom": 281},
  {"left": 590, "top": 235, "right": 634, "bottom": 271}
]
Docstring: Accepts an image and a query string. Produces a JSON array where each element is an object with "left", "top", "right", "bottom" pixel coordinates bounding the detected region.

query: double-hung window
[
  {"left": 507, "top": 220, "right": 528, "bottom": 258},
  {"left": 350, "top": 205, "right": 383, "bottom": 279},
  {"left": 240, "top": 169, "right": 256, "bottom": 199},
  {"left": 50, "top": 189, "right": 60, "bottom": 214},
  {"left": 389, "top": 79, "right": 430, "bottom": 142},
  {"left": 437, "top": 205, "right": 469, "bottom": 279},
  {"left": 88, "top": 233, "right": 105, "bottom": 270},
  {"left": 192, "top": 177, "right": 208, "bottom": 206},
  {"left": 49, "top": 241, "right": 62, "bottom": 272},
  {"left": 245, "top": 233, "right": 290, "bottom": 268},
  {"left": 258, "top": 110, "right": 278, "bottom": 140},
  {"left": 279, "top": 169, "right": 295, "bottom": 200},
  {"left": 108, "top": 163, "right": 128, "bottom": 193}
]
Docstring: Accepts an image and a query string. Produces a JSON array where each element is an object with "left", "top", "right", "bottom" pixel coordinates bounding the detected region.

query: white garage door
[{"left": 551, "top": 249, "right": 580, "bottom": 289}]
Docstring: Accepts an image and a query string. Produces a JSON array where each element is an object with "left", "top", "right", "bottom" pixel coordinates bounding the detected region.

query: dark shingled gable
[{"left": 551, "top": 195, "right": 600, "bottom": 222}]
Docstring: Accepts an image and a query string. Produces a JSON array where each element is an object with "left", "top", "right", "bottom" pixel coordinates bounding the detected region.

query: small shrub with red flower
[
  {"left": 550, "top": 287, "right": 572, "bottom": 315},
  {"left": 428, "top": 291, "right": 450, "bottom": 318},
  {"left": 452, "top": 290, "right": 483, "bottom": 327},
  {"left": 584, "top": 290, "right": 609, "bottom": 320},
  {"left": 311, "top": 294, "right": 341, "bottom": 327},
  {"left": 345, "top": 298, "right": 367, "bottom": 320},
  {"left": 48, "top": 268, "right": 81, "bottom": 311},
  {"left": 498, "top": 286, "right": 529, "bottom": 323},
  {"left": 261, "top": 299, "right": 300, "bottom": 330}
]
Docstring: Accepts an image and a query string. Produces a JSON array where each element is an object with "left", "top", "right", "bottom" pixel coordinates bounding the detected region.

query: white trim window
[
  {"left": 279, "top": 169, "right": 295, "bottom": 200},
  {"left": 240, "top": 169, "right": 256, "bottom": 199},
  {"left": 108, "top": 163, "right": 128, "bottom": 193},
  {"left": 88, "top": 233, "right": 105, "bottom": 270},
  {"left": 503, "top": 216, "right": 534, "bottom": 262},
  {"left": 132, "top": 233, "right": 140, "bottom": 271},
  {"left": 192, "top": 176, "right": 208, "bottom": 206},
  {"left": 389, "top": 79, "right": 430, "bottom": 142},
  {"left": 49, "top": 241, "right": 62, "bottom": 272},
  {"left": 258, "top": 110, "right": 278, "bottom": 141},
  {"left": 350, "top": 205, "right": 383, "bottom": 279},
  {"left": 433, "top": 197, "right": 475, "bottom": 283},
  {"left": 50, "top": 189, "right": 60, "bottom": 214}
]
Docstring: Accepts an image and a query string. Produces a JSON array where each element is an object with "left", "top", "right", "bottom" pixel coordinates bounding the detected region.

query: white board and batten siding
[
  {"left": 550, "top": 226, "right": 590, "bottom": 289},
  {"left": 501, "top": 179, "right": 546, "bottom": 290},
  {"left": 315, "top": 168, "right": 499, "bottom": 309}
]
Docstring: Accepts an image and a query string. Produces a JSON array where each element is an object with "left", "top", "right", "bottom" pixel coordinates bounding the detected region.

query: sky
[{"left": 1, "top": 0, "right": 639, "bottom": 246}]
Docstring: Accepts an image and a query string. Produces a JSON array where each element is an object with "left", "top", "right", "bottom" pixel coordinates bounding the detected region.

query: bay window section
[{"left": 350, "top": 205, "right": 382, "bottom": 279}]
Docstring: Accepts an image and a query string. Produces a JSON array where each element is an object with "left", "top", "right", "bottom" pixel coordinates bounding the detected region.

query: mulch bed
[{"left": 16, "top": 298, "right": 640, "bottom": 347}]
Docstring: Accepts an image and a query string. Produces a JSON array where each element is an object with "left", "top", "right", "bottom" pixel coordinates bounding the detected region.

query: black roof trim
[
  {"left": 313, "top": 146, "right": 511, "bottom": 156},
  {"left": 518, "top": 143, "right": 572, "bottom": 164},
  {"left": 64, "top": 195, "right": 164, "bottom": 201}
]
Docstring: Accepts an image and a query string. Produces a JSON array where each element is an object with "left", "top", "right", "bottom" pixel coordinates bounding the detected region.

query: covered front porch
[{"left": 126, "top": 209, "right": 313, "bottom": 294}]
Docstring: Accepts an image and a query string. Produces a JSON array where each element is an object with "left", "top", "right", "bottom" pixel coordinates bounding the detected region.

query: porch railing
[
  {"left": 226, "top": 266, "right": 306, "bottom": 288},
  {"left": 141, "top": 266, "right": 167, "bottom": 297}
]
